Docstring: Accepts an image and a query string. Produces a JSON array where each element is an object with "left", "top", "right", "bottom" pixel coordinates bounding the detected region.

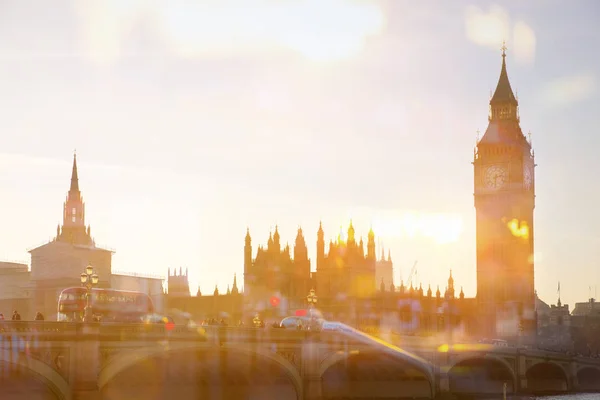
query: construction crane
[
  {"left": 398, "top": 260, "right": 418, "bottom": 287},
  {"left": 408, "top": 260, "right": 418, "bottom": 288}
]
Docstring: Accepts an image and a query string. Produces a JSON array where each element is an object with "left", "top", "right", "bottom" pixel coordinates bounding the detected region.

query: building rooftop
[
  {"left": 0, "top": 261, "right": 28, "bottom": 269},
  {"left": 27, "top": 240, "right": 115, "bottom": 254},
  {"left": 113, "top": 270, "right": 165, "bottom": 281}
]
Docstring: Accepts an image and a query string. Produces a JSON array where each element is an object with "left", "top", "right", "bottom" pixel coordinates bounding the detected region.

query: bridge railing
[
  {"left": 0, "top": 321, "right": 79, "bottom": 334},
  {"left": 3, "top": 322, "right": 600, "bottom": 364},
  {"left": 95, "top": 324, "right": 359, "bottom": 344},
  {"left": 0, "top": 321, "right": 364, "bottom": 345},
  {"left": 574, "top": 355, "right": 600, "bottom": 365}
]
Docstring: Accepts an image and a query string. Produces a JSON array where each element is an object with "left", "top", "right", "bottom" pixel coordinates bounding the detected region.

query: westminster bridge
[{"left": 1, "top": 322, "right": 600, "bottom": 399}]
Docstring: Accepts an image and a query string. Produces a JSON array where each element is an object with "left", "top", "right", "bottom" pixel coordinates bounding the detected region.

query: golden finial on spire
[{"left": 501, "top": 40, "right": 507, "bottom": 57}]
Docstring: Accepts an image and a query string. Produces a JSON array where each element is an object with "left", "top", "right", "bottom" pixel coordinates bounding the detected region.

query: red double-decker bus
[{"left": 57, "top": 287, "right": 155, "bottom": 322}]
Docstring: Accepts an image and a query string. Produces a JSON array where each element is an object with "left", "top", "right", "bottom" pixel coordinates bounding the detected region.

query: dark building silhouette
[
  {"left": 473, "top": 45, "right": 536, "bottom": 342},
  {"left": 316, "top": 221, "right": 377, "bottom": 300},
  {"left": 536, "top": 293, "right": 572, "bottom": 352},
  {"left": 243, "top": 226, "right": 313, "bottom": 318},
  {"left": 376, "top": 249, "right": 394, "bottom": 293},
  {"left": 168, "top": 267, "right": 191, "bottom": 297},
  {"left": 167, "top": 274, "right": 244, "bottom": 324},
  {"left": 366, "top": 271, "right": 476, "bottom": 338},
  {"left": 168, "top": 220, "right": 483, "bottom": 338},
  {"left": 571, "top": 298, "right": 600, "bottom": 356}
]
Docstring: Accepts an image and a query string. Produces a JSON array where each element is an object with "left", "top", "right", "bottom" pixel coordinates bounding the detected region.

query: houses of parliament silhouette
[{"left": 0, "top": 47, "right": 538, "bottom": 342}]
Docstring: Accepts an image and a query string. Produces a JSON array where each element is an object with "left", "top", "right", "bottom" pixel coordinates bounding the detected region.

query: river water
[{"left": 509, "top": 395, "right": 599, "bottom": 399}]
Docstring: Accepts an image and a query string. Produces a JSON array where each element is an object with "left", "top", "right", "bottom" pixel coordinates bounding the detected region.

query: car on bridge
[{"left": 279, "top": 316, "right": 326, "bottom": 331}]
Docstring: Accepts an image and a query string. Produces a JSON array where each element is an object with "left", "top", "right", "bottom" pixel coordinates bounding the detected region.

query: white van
[{"left": 280, "top": 316, "right": 310, "bottom": 330}]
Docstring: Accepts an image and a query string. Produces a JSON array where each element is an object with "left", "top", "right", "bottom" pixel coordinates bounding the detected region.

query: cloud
[
  {"left": 512, "top": 21, "right": 536, "bottom": 66},
  {"left": 73, "top": 1, "right": 136, "bottom": 65},
  {"left": 74, "top": 0, "right": 385, "bottom": 65},
  {"left": 464, "top": 5, "right": 536, "bottom": 66},
  {"left": 540, "top": 73, "right": 597, "bottom": 108},
  {"left": 464, "top": 5, "right": 510, "bottom": 49}
]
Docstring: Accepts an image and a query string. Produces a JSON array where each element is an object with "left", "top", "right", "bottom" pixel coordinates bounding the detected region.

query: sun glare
[
  {"left": 373, "top": 212, "right": 464, "bottom": 244},
  {"left": 505, "top": 218, "right": 529, "bottom": 239}
]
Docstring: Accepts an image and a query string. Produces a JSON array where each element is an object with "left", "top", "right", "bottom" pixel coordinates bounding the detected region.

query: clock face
[
  {"left": 523, "top": 166, "right": 533, "bottom": 189},
  {"left": 484, "top": 165, "right": 508, "bottom": 190}
]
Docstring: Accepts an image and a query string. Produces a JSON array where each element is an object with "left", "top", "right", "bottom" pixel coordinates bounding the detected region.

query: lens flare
[
  {"left": 505, "top": 218, "right": 529, "bottom": 239},
  {"left": 269, "top": 296, "right": 280, "bottom": 307}
]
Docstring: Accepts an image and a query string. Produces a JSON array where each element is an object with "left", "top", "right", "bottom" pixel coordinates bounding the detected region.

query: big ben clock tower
[{"left": 473, "top": 44, "right": 536, "bottom": 341}]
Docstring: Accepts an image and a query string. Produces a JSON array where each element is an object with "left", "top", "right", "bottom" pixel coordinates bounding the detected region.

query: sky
[{"left": 0, "top": 0, "right": 599, "bottom": 308}]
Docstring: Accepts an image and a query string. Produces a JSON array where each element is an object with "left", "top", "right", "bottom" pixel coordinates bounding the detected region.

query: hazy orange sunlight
[{"left": 373, "top": 212, "right": 464, "bottom": 245}]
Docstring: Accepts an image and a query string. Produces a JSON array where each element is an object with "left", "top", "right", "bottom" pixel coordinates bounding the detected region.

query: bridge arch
[
  {"left": 448, "top": 354, "right": 518, "bottom": 385},
  {"left": 525, "top": 361, "right": 569, "bottom": 393},
  {"left": 447, "top": 355, "right": 517, "bottom": 396},
  {"left": 320, "top": 349, "right": 434, "bottom": 399},
  {"left": 319, "top": 351, "right": 352, "bottom": 377},
  {"left": 577, "top": 366, "right": 600, "bottom": 391},
  {"left": 577, "top": 364, "right": 600, "bottom": 374},
  {"left": 0, "top": 351, "right": 69, "bottom": 400},
  {"left": 99, "top": 342, "right": 302, "bottom": 399},
  {"left": 319, "top": 349, "right": 434, "bottom": 384}
]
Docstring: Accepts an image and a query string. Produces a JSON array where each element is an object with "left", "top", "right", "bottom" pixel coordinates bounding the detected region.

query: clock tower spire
[
  {"left": 57, "top": 152, "right": 93, "bottom": 246},
  {"left": 473, "top": 44, "right": 536, "bottom": 342}
]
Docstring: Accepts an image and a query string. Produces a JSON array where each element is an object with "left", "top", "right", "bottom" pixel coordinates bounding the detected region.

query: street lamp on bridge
[
  {"left": 307, "top": 289, "right": 318, "bottom": 330},
  {"left": 253, "top": 313, "right": 262, "bottom": 328},
  {"left": 307, "top": 289, "right": 317, "bottom": 309},
  {"left": 80, "top": 265, "right": 99, "bottom": 323}
]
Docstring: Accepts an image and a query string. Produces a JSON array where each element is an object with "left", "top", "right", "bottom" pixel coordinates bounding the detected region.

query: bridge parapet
[
  {"left": 1, "top": 322, "right": 599, "bottom": 399},
  {"left": 0, "top": 322, "right": 437, "bottom": 400},
  {"left": 1, "top": 321, "right": 397, "bottom": 348}
]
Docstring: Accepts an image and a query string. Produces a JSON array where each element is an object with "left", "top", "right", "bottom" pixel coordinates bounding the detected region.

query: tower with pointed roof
[
  {"left": 56, "top": 153, "right": 93, "bottom": 246},
  {"left": 316, "top": 221, "right": 325, "bottom": 271},
  {"left": 473, "top": 44, "right": 536, "bottom": 339},
  {"left": 231, "top": 273, "right": 239, "bottom": 295},
  {"left": 376, "top": 246, "right": 394, "bottom": 292},
  {"left": 293, "top": 227, "right": 311, "bottom": 298},
  {"left": 447, "top": 269, "right": 455, "bottom": 299},
  {"left": 243, "top": 228, "right": 253, "bottom": 292}
]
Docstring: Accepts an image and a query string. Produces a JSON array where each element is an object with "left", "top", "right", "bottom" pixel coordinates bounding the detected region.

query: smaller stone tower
[{"left": 168, "top": 267, "right": 190, "bottom": 297}]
